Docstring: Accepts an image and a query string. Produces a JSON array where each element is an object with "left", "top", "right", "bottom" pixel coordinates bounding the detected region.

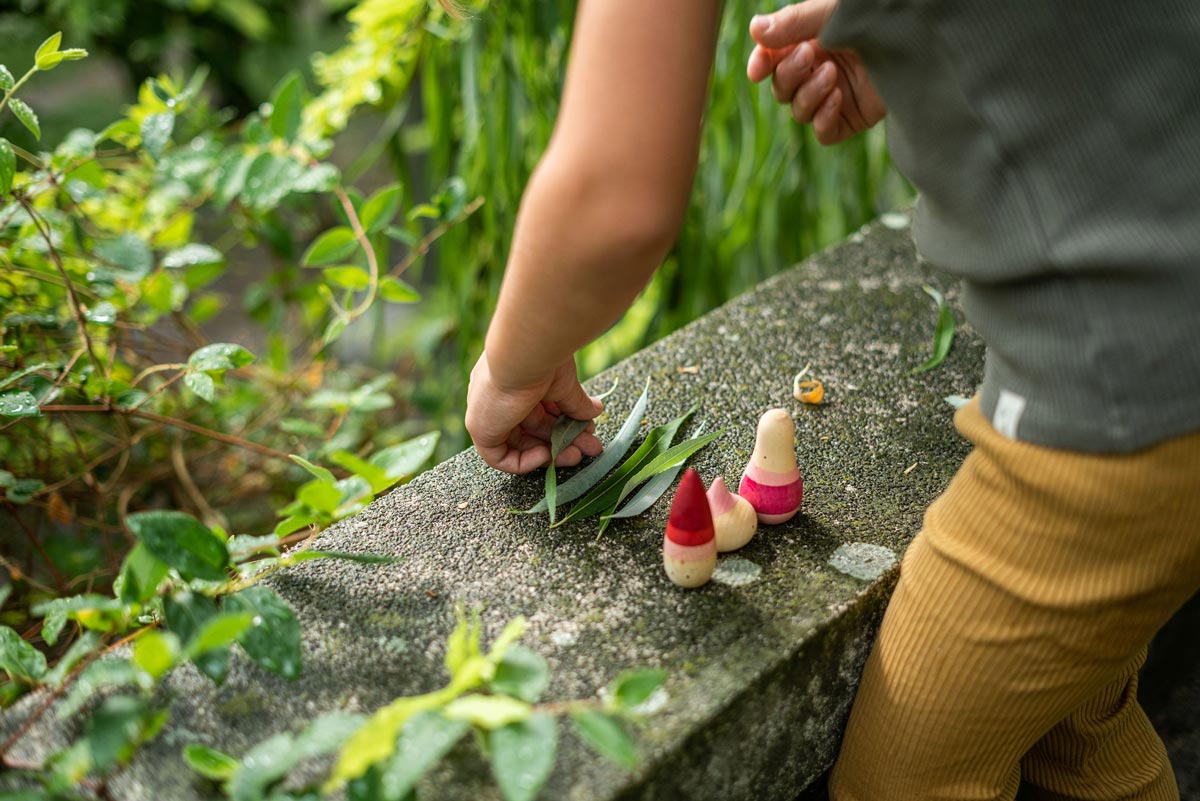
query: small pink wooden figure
[
  {"left": 706, "top": 476, "right": 757, "bottom": 552},
  {"left": 739, "top": 408, "right": 803, "bottom": 524}
]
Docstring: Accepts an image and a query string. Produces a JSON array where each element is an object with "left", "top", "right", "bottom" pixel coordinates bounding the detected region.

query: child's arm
[{"left": 466, "top": 0, "right": 722, "bottom": 474}]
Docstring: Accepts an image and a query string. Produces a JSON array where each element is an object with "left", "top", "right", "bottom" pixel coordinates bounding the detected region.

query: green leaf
[
  {"left": 0, "top": 391, "right": 39, "bottom": 417},
  {"left": 229, "top": 712, "right": 364, "bottom": 801},
  {"left": 60, "top": 660, "right": 142, "bottom": 717},
  {"left": 141, "top": 111, "right": 175, "bottom": 160},
  {"left": 444, "top": 607, "right": 482, "bottom": 676},
  {"left": 60, "top": 48, "right": 88, "bottom": 62},
  {"left": 489, "top": 645, "right": 549, "bottom": 703},
  {"left": 303, "top": 227, "right": 359, "bottom": 266},
  {"left": 569, "top": 710, "right": 636, "bottom": 768},
  {"left": 608, "top": 429, "right": 724, "bottom": 515},
  {"left": 225, "top": 585, "right": 302, "bottom": 679},
  {"left": 238, "top": 152, "right": 304, "bottom": 211},
  {"left": 268, "top": 71, "right": 304, "bottom": 143},
  {"left": 41, "top": 609, "right": 67, "bottom": 647},
  {"left": 163, "top": 244, "right": 223, "bottom": 270},
  {"left": 274, "top": 512, "right": 318, "bottom": 538},
  {"left": 322, "top": 265, "right": 370, "bottom": 291},
  {"left": 551, "top": 407, "right": 695, "bottom": 528},
  {"left": 361, "top": 184, "right": 403, "bottom": 233},
  {"left": 185, "top": 612, "right": 254, "bottom": 658},
  {"left": 184, "top": 371, "right": 215, "bottom": 402},
  {"left": 297, "top": 478, "right": 341, "bottom": 513},
  {"left": 287, "top": 551, "right": 398, "bottom": 566},
  {"left": 0, "top": 362, "right": 50, "bottom": 390},
  {"left": 127, "top": 510, "right": 231, "bottom": 582},
  {"left": 375, "top": 711, "right": 469, "bottom": 800},
  {"left": 0, "top": 137, "right": 14, "bottom": 196},
  {"left": 443, "top": 694, "right": 531, "bottom": 730},
  {"left": 6, "top": 477, "right": 43, "bottom": 504},
  {"left": 115, "top": 543, "right": 169, "bottom": 603},
  {"left": 94, "top": 233, "right": 153, "bottom": 280},
  {"left": 44, "top": 631, "right": 100, "bottom": 687},
  {"left": 34, "top": 33, "right": 62, "bottom": 68},
  {"left": 10, "top": 99, "right": 40, "bottom": 140},
  {"left": 545, "top": 415, "right": 593, "bottom": 525},
  {"left": 0, "top": 65, "right": 14, "bottom": 92},
  {"left": 367, "top": 431, "right": 439, "bottom": 489},
  {"left": 87, "top": 695, "right": 165, "bottom": 772},
  {"left": 289, "top": 454, "right": 336, "bottom": 484},
  {"left": 182, "top": 743, "right": 239, "bottom": 781},
  {"left": 601, "top": 459, "right": 684, "bottom": 524},
  {"left": 378, "top": 276, "right": 420, "bottom": 303},
  {"left": 163, "top": 591, "right": 228, "bottom": 684},
  {"left": 490, "top": 714, "right": 558, "bottom": 801},
  {"left": 911, "top": 284, "right": 956, "bottom": 374},
  {"left": 610, "top": 669, "right": 667, "bottom": 710},
  {"left": 521, "top": 381, "right": 648, "bottom": 514},
  {"left": 188, "top": 342, "right": 255, "bottom": 372},
  {"left": 0, "top": 625, "right": 47, "bottom": 683},
  {"left": 132, "top": 629, "right": 178, "bottom": 680}
]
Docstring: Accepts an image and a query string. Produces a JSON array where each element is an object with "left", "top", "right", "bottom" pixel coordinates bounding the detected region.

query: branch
[
  {"left": 37, "top": 405, "right": 292, "bottom": 462},
  {"left": 389, "top": 196, "right": 485, "bottom": 279},
  {"left": 14, "top": 195, "right": 108, "bottom": 383}
]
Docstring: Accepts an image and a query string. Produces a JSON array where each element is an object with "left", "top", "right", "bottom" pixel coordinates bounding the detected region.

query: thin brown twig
[
  {"left": 37, "top": 405, "right": 292, "bottom": 462},
  {"left": 389, "top": 195, "right": 485, "bottom": 279},
  {"left": 4, "top": 504, "right": 66, "bottom": 592},
  {"left": 14, "top": 195, "right": 107, "bottom": 383}
]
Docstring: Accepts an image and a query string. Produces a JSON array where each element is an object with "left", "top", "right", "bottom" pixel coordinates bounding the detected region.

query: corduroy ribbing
[
  {"left": 828, "top": 400, "right": 1200, "bottom": 801},
  {"left": 821, "top": 0, "right": 1200, "bottom": 453}
]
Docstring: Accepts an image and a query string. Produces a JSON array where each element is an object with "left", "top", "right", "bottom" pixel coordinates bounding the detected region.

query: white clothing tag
[{"left": 993, "top": 389, "right": 1027, "bottom": 440}]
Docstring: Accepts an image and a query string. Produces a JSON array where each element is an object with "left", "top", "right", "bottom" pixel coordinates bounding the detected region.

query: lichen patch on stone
[
  {"left": 828, "top": 542, "right": 898, "bottom": 582},
  {"left": 711, "top": 557, "right": 763, "bottom": 587}
]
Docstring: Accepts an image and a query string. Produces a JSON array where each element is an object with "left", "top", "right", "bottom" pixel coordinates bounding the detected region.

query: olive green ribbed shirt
[{"left": 822, "top": 0, "right": 1200, "bottom": 452}]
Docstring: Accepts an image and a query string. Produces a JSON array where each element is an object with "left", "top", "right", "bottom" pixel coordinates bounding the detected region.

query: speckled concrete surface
[{"left": 4, "top": 214, "right": 988, "bottom": 799}]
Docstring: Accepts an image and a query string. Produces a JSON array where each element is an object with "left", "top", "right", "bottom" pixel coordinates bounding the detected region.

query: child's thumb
[
  {"left": 750, "top": 0, "right": 834, "bottom": 49},
  {"left": 552, "top": 381, "right": 603, "bottom": 421}
]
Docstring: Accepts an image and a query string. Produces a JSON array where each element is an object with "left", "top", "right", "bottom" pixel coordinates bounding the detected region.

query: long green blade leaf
[
  {"left": 551, "top": 406, "right": 696, "bottom": 528},
  {"left": 911, "top": 284, "right": 955, "bottom": 374},
  {"left": 612, "top": 429, "right": 724, "bottom": 511},
  {"left": 545, "top": 415, "right": 592, "bottom": 525},
  {"left": 519, "top": 380, "right": 648, "bottom": 515},
  {"left": 598, "top": 426, "right": 709, "bottom": 532}
]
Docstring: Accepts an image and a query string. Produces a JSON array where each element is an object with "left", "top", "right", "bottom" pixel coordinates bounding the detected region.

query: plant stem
[
  {"left": 334, "top": 185, "right": 379, "bottom": 319},
  {"left": 37, "top": 405, "right": 292, "bottom": 462},
  {"left": 0, "top": 65, "right": 37, "bottom": 118},
  {"left": 14, "top": 195, "right": 107, "bottom": 383}
]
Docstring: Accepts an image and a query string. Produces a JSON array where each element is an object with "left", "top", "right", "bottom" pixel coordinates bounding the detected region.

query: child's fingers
[
  {"left": 747, "top": 43, "right": 795, "bottom": 83},
  {"left": 790, "top": 61, "right": 837, "bottom": 125},
  {"left": 771, "top": 42, "right": 815, "bottom": 103},
  {"left": 554, "top": 444, "right": 584, "bottom": 467},
  {"left": 574, "top": 431, "right": 604, "bottom": 458},
  {"left": 749, "top": 0, "right": 837, "bottom": 50},
  {"left": 479, "top": 439, "right": 550, "bottom": 474},
  {"left": 813, "top": 87, "right": 843, "bottom": 144}
]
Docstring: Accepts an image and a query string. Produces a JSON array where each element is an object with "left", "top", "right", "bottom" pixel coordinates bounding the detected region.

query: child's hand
[
  {"left": 466, "top": 352, "right": 605, "bottom": 475},
  {"left": 746, "top": 0, "right": 886, "bottom": 145}
]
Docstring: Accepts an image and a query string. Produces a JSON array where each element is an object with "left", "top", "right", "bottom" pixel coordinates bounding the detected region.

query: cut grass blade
[
  {"left": 550, "top": 406, "right": 696, "bottom": 529},
  {"left": 518, "top": 380, "right": 649, "bottom": 515},
  {"left": 911, "top": 285, "right": 955, "bottom": 374}
]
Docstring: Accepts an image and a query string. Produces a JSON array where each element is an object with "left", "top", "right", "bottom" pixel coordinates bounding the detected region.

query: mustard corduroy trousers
[{"left": 829, "top": 400, "right": 1200, "bottom": 801}]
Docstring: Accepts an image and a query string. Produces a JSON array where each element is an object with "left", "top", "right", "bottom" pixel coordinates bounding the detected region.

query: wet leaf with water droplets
[
  {"left": 225, "top": 585, "right": 302, "bottom": 679},
  {"left": 490, "top": 714, "right": 558, "bottom": 801},
  {"left": 0, "top": 391, "right": 40, "bottom": 417},
  {"left": 376, "top": 710, "right": 469, "bottom": 800}
]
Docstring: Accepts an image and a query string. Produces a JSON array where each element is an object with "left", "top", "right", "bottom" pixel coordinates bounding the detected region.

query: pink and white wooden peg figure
[{"left": 739, "top": 408, "right": 803, "bottom": 524}]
